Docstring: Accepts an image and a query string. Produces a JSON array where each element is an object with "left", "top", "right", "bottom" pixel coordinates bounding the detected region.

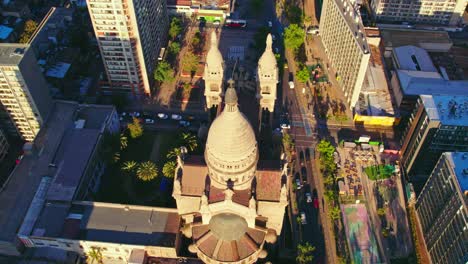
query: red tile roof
[
  {"left": 256, "top": 167, "right": 282, "bottom": 202},
  {"left": 181, "top": 155, "right": 207, "bottom": 196}
]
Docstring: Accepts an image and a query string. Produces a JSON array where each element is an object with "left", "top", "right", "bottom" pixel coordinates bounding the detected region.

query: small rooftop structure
[
  {"left": 445, "top": 152, "right": 468, "bottom": 193},
  {"left": 397, "top": 71, "right": 468, "bottom": 96},
  {"left": 380, "top": 29, "right": 453, "bottom": 52},
  {"left": 45, "top": 62, "right": 71, "bottom": 78},
  {"left": 420, "top": 95, "right": 468, "bottom": 127},
  {"left": 393, "top": 45, "right": 437, "bottom": 72},
  {"left": 0, "top": 25, "right": 13, "bottom": 40}
]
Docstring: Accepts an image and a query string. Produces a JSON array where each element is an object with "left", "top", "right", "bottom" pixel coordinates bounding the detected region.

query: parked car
[
  {"left": 295, "top": 178, "right": 302, "bottom": 190},
  {"left": 145, "top": 119, "right": 155, "bottom": 124},
  {"left": 305, "top": 192, "right": 312, "bottom": 203},
  {"left": 313, "top": 189, "right": 319, "bottom": 209},
  {"left": 274, "top": 47, "right": 279, "bottom": 54},
  {"left": 179, "top": 120, "right": 190, "bottom": 127},
  {"left": 280, "top": 115, "right": 290, "bottom": 129},
  {"left": 268, "top": 21, "right": 273, "bottom": 27},
  {"left": 171, "top": 114, "right": 182, "bottom": 120},
  {"left": 300, "top": 212, "right": 307, "bottom": 225},
  {"left": 288, "top": 81, "right": 295, "bottom": 89},
  {"left": 133, "top": 112, "right": 141, "bottom": 117},
  {"left": 157, "top": 113, "right": 168, "bottom": 119}
]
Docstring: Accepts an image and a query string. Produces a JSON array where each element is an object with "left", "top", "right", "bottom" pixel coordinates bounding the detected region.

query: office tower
[
  {"left": 400, "top": 94, "right": 468, "bottom": 191},
  {"left": 319, "top": 0, "right": 370, "bottom": 107},
  {"left": 415, "top": 152, "right": 468, "bottom": 263},
  {"left": 88, "top": 0, "right": 168, "bottom": 96},
  {"left": 371, "top": 0, "right": 468, "bottom": 26},
  {"left": 0, "top": 44, "right": 52, "bottom": 142}
]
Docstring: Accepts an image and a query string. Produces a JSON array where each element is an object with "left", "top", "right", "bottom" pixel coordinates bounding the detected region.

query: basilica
[{"left": 172, "top": 32, "right": 288, "bottom": 264}]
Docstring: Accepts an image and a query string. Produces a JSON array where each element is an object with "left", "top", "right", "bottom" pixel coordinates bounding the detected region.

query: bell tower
[
  {"left": 257, "top": 34, "right": 278, "bottom": 125},
  {"left": 204, "top": 31, "right": 224, "bottom": 108}
]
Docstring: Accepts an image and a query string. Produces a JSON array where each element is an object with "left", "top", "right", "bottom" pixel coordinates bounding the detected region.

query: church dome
[
  {"left": 258, "top": 34, "right": 277, "bottom": 72},
  {"left": 206, "top": 31, "right": 223, "bottom": 69},
  {"left": 205, "top": 85, "right": 258, "bottom": 190}
]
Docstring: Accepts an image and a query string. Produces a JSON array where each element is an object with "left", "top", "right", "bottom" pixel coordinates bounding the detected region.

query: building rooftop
[
  {"left": 380, "top": 29, "right": 452, "bottom": 51},
  {"left": 420, "top": 95, "right": 468, "bottom": 127},
  {"left": 393, "top": 45, "right": 437, "bottom": 72},
  {"left": 356, "top": 36, "right": 395, "bottom": 117},
  {"left": 32, "top": 202, "right": 180, "bottom": 247},
  {"left": 0, "top": 101, "right": 114, "bottom": 244},
  {"left": 398, "top": 71, "right": 468, "bottom": 96},
  {"left": 334, "top": 0, "right": 369, "bottom": 53},
  {"left": 0, "top": 43, "right": 30, "bottom": 65},
  {"left": 445, "top": 152, "right": 468, "bottom": 193}
]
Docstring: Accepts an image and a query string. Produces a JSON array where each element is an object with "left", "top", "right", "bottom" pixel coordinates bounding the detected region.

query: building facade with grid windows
[
  {"left": 0, "top": 44, "right": 52, "bottom": 142},
  {"left": 400, "top": 95, "right": 468, "bottom": 192},
  {"left": 415, "top": 152, "right": 468, "bottom": 264},
  {"left": 0, "top": 127, "right": 8, "bottom": 162},
  {"left": 319, "top": 0, "right": 370, "bottom": 108},
  {"left": 371, "top": 0, "right": 468, "bottom": 26},
  {"left": 88, "top": 0, "right": 168, "bottom": 97}
]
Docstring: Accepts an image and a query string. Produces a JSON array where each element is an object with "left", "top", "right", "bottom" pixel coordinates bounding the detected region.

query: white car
[
  {"left": 305, "top": 192, "right": 312, "bottom": 203},
  {"left": 171, "top": 114, "right": 182, "bottom": 120},
  {"left": 268, "top": 21, "right": 273, "bottom": 27},
  {"left": 300, "top": 212, "right": 307, "bottom": 225},
  {"left": 133, "top": 112, "right": 140, "bottom": 117},
  {"left": 145, "top": 119, "right": 155, "bottom": 124},
  {"left": 157, "top": 113, "right": 168, "bottom": 119},
  {"left": 288, "top": 81, "right": 295, "bottom": 89}
]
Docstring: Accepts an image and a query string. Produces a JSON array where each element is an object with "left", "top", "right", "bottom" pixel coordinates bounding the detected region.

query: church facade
[{"left": 173, "top": 32, "right": 287, "bottom": 264}]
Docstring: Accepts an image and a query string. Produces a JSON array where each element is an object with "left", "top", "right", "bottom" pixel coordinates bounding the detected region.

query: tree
[
  {"left": 87, "top": 247, "right": 103, "bottom": 264},
  {"left": 317, "top": 140, "right": 335, "bottom": 158},
  {"left": 323, "top": 175, "right": 334, "bottom": 186},
  {"left": 127, "top": 117, "right": 143, "bottom": 139},
  {"left": 122, "top": 160, "right": 138, "bottom": 172},
  {"left": 168, "top": 42, "right": 181, "bottom": 56},
  {"left": 192, "top": 31, "right": 201, "bottom": 48},
  {"left": 304, "top": 16, "right": 312, "bottom": 27},
  {"left": 137, "top": 161, "right": 158, "bottom": 181},
  {"left": 296, "top": 242, "right": 315, "bottom": 264},
  {"left": 377, "top": 207, "right": 386, "bottom": 217},
  {"left": 329, "top": 206, "right": 341, "bottom": 221},
  {"left": 162, "top": 161, "right": 177, "bottom": 178},
  {"left": 154, "top": 61, "right": 175, "bottom": 82},
  {"left": 284, "top": 24, "right": 305, "bottom": 51},
  {"left": 251, "top": 0, "right": 263, "bottom": 11},
  {"left": 19, "top": 19, "right": 38, "bottom": 43},
  {"left": 296, "top": 66, "right": 310, "bottom": 83},
  {"left": 180, "top": 132, "right": 198, "bottom": 151},
  {"left": 167, "top": 147, "right": 182, "bottom": 159},
  {"left": 169, "top": 17, "right": 182, "bottom": 40},
  {"left": 286, "top": 6, "right": 303, "bottom": 24},
  {"left": 181, "top": 51, "right": 199, "bottom": 73},
  {"left": 324, "top": 189, "right": 336, "bottom": 202}
]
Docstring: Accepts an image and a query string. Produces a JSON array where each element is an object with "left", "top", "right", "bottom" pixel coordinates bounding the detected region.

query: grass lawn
[{"left": 364, "top": 165, "right": 395, "bottom": 181}]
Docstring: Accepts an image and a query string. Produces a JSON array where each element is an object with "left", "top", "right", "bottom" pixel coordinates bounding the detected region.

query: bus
[{"left": 225, "top": 19, "right": 247, "bottom": 28}]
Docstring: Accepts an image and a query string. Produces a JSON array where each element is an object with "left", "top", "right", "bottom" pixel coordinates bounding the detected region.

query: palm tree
[
  {"left": 180, "top": 132, "right": 198, "bottom": 151},
  {"left": 120, "top": 133, "right": 128, "bottom": 150},
  {"left": 122, "top": 160, "right": 137, "bottom": 172},
  {"left": 329, "top": 206, "right": 341, "bottom": 221},
  {"left": 137, "top": 161, "right": 158, "bottom": 181},
  {"left": 167, "top": 147, "right": 182, "bottom": 159},
  {"left": 87, "top": 247, "right": 103, "bottom": 264},
  {"left": 296, "top": 242, "right": 315, "bottom": 264},
  {"left": 162, "top": 161, "right": 177, "bottom": 178}
]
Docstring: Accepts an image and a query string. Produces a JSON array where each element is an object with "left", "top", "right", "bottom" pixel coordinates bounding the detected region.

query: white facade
[
  {"left": 371, "top": 0, "right": 468, "bottom": 26},
  {"left": 88, "top": 0, "right": 168, "bottom": 96},
  {"left": 319, "top": 0, "right": 370, "bottom": 107}
]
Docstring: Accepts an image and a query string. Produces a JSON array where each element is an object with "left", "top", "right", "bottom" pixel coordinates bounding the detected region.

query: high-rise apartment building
[
  {"left": 415, "top": 152, "right": 468, "bottom": 264},
  {"left": 319, "top": 0, "right": 370, "bottom": 107},
  {"left": 400, "top": 95, "right": 468, "bottom": 191},
  {"left": 88, "top": 0, "right": 168, "bottom": 96},
  {"left": 371, "top": 0, "right": 468, "bottom": 26},
  {"left": 0, "top": 44, "right": 52, "bottom": 142}
]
